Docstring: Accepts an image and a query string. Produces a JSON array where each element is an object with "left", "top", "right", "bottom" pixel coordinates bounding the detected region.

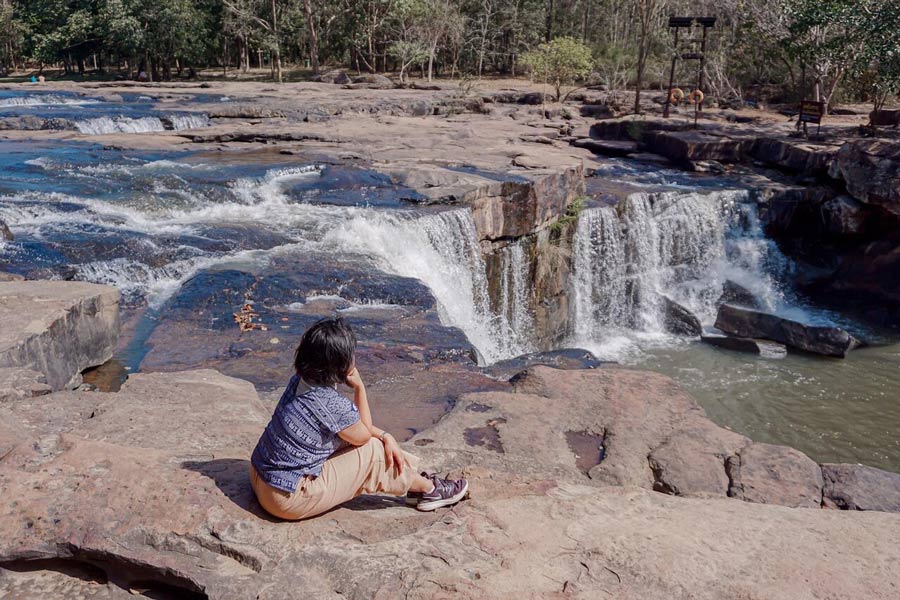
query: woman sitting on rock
[{"left": 249, "top": 317, "right": 468, "bottom": 520}]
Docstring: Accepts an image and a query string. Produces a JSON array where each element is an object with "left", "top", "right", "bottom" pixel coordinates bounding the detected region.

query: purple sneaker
[{"left": 416, "top": 474, "right": 469, "bottom": 512}]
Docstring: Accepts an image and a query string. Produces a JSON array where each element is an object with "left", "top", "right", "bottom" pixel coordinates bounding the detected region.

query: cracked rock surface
[{"left": 2, "top": 363, "right": 899, "bottom": 599}]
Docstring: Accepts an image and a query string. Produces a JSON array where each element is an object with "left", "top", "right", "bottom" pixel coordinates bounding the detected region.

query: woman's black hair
[{"left": 293, "top": 318, "right": 357, "bottom": 386}]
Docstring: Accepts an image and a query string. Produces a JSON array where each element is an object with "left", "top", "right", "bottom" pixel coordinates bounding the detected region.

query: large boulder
[
  {"left": 750, "top": 138, "right": 837, "bottom": 176},
  {"left": 869, "top": 108, "right": 900, "bottom": 127},
  {"left": 726, "top": 443, "right": 824, "bottom": 508},
  {"left": 701, "top": 333, "right": 787, "bottom": 358},
  {"left": 312, "top": 69, "right": 351, "bottom": 85},
  {"left": 819, "top": 194, "right": 869, "bottom": 236},
  {"left": 828, "top": 139, "right": 900, "bottom": 216},
  {"left": 661, "top": 295, "right": 702, "bottom": 336},
  {"left": 641, "top": 130, "right": 753, "bottom": 163},
  {"left": 717, "top": 279, "right": 761, "bottom": 309},
  {"left": 714, "top": 303, "right": 861, "bottom": 357},
  {"left": 0, "top": 218, "right": 11, "bottom": 241},
  {"left": 350, "top": 73, "right": 393, "bottom": 88},
  {"left": 0, "top": 281, "right": 120, "bottom": 390},
  {"left": 822, "top": 463, "right": 900, "bottom": 512}
]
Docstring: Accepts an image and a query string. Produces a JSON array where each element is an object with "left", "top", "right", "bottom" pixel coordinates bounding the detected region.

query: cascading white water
[
  {"left": 324, "top": 208, "right": 530, "bottom": 364},
  {"left": 0, "top": 94, "right": 99, "bottom": 107},
  {"left": 167, "top": 114, "right": 211, "bottom": 131},
  {"left": 496, "top": 240, "right": 536, "bottom": 354},
  {"left": 74, "top": 113, "right": 209, "bottom": 135},
  {"left": 570, "top": 189, "right": 787, "bottom": 359},
  {"left": 75, "top": 116, "right": 167, "bottom": 135}
]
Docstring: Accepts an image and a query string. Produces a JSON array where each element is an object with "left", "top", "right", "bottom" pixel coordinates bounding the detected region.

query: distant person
[
  {"left": 30, "top": 75, "right": 38, "bottom": 83},
  {"left": 37, "top": 75, "right": 45, "bottom": 83},
  {"left": 137, "top": 70, "right": 148, "bottom": 82},
  {"left": 249, "top": 318, "right": 469, "bottom": 520}
]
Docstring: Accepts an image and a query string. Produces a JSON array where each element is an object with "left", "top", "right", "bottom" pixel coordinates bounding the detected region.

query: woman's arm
[{"left": 341, "top": 367, "right": 407, "bottom": 472}]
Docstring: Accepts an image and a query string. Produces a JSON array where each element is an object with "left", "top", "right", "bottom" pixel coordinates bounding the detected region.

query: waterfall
[
  {"left": 570, "top": 189, "right": 786, "bottom": 357},
  {"left": 74, "top": 113, "right": 209, "bottom": 135},
  {"left": 75, "top": 116, "right": 168, "bottom": 135},
  {"left": 167, "top": 113, "right": 210, "bottom": 131},
  {"left": 325, "top": 208, "right": 533, "bottom": 364},
  {"left": 496, "top": 240, "right": 536, "bottom": 354},
  {"left": 0, "top": 94, "right": 99, "bottom": 107}
]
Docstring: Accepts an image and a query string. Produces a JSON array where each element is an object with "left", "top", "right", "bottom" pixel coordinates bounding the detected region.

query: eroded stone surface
[
  {"left": 727, "top": 443, "right": 824, "bottom": 508},
  {"left": 0, "top": 281, "right": 120, "bottom": 390},
  {"left": 822, "top": 463, "right": 900, "bottom": 512}
]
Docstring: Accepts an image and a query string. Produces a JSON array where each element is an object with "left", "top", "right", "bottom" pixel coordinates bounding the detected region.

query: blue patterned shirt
[{"left": 251, "top": 375, "right": 360, "bottom": 493}]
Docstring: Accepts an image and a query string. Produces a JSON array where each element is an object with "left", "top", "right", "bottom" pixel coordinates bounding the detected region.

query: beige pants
[{"left": 250, "top": 437, "right": 421, "bottom": 520}]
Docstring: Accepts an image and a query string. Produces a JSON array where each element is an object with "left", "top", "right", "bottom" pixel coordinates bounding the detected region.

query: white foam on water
[
  {"left": 0, "top": 94, "right": 100, "bottom": 107},
  {"left": 73, "top": 113, "right": 210, "bottom": 135},
  {"left": 75, "top": 116, "right": 167, "bottom": 135},
  {"left": 569, "top": 189, "right": 796, "bottom": 363}
]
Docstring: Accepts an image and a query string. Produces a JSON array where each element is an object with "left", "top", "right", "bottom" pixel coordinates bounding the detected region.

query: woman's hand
[
  {"left": 345, "top": 366, "right": 364, "bottom": 390},
  {"left": 382, "top": 434, "right": 408, "bottom": 474}
]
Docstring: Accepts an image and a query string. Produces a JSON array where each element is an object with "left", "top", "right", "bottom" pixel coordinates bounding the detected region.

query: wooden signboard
[{"left": 799, "top": 100, "right": 825, "bottom": 124}]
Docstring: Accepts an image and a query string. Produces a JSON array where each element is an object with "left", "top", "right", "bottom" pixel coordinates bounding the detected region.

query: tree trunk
[
  {"left": 272, "top": 0, "right": 283, "bottom": 82},
  {"left": 302, "top": 0, "right": 319, "bottom": 75},
  {"left": 427, "top": 40, "right": 438, "bottom": 81}
]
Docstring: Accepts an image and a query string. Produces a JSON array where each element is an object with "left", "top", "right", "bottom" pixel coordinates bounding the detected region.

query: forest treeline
[{"left": 0, "top": 0, "right": 897, "bottom": 109}]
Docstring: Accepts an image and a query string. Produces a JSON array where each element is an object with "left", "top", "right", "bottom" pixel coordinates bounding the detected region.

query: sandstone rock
[
  {"left": 0, "top": 218, "right": 11, "bottom": 241},
  {"left": 468, "top": 165, "right": 584, "bottom": 242},
  {"left": 688, "top": 159, "right": 726, "bottom": 174},
  {"left": 206, "top": 104, "right": 286, "bottom": 119},
  {"left": 2, "top": 365, "right": 900, "bottom": 598},
  {"left": 727, "top": 443, "right": 824, "bottom": 508},
  {"left": 717, "top": 279, "right": 761, "bottom": 309},
  {"left": 0, "top": 272, "right": 24, "bottom": 282},
  {"left": 351, "top": 73, "right": 393, "bottom": 88},
  {"left": 649, "top": 424, "right": 750, "bottom": 497},
  {"left": 822, "top": 463, "right": 900, "bottom": 512},
  {"left": 701, "top": 333, "right": 787, "bottom": 358},
  {"left": 828, "top": 139, "right": 900, "bottom": 216},
  {"left": 0, "top": 367, "right": 51, "bottom": 403},
  {"left": 869, "top": 108, "right": 900, "bottom": 127},
  {"left": 641, "top": 130, "right": 752, "bottom": 163},
  {"left": 714, "top": 304, "right": 861, "bottom": 357},
  {"left": 572, "top": 137, "right": 637, "bottom": 157},
  {"left": 485, "top": 348, "right": 603, "bottom": 379},
  {"left": 312, "top": 69, "right": 351, "bottom": 85},
  {"left": 750, "top": 138, "right": 837, "bottom": 175},
  {"left": 0, "top": 281, "right": 120, "bottom": 390},
  {"left": 819, "top": 194, "right": 869, "bottom": 236},
  {"left": 579, "top": 103, "right": 614, "bottom": 118},
  {"left": 661, "top": 295, "right": 702, "bottom": 336}
]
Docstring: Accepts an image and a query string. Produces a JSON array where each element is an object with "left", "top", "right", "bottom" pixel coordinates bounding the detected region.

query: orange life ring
[
  {"left": 688, "top": 89, "right": 705, "bottom": 104},
  {"left": 669, "top": 88, "right": 685, "bottom": 104}
]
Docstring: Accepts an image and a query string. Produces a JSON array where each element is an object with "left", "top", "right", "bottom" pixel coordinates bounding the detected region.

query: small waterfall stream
[{"left": 570, "top": 189, "right": 788, "bottom": 359}]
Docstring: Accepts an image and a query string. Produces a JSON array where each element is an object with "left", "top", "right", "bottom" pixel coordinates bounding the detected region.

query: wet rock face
[
  {"left": 0, "top": 281, "right": 120, "bottom": 390},
  {"left": 714, "top": 303, "right": 861, "bottom": 357},
  {"left": 0, "top": 218, "right": 11, "bottom": 241},
  {"left": 661, "top": 295, "right": 702, "bottom": 336},
  {"left": 829, "top": 139, "right": 900, "bottom": 216},
  {"left": 717, "top": 279, "right": 761, "bottom": 309}
]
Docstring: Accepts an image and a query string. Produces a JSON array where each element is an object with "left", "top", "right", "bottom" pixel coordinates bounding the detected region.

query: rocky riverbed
[{"left": 1, "top": 280, "right": 899, "bottom": 599}]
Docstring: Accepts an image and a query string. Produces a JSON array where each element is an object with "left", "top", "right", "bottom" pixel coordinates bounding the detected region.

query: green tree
[{"left": 521, "top": 35, "right": 593, "bottom": 101}]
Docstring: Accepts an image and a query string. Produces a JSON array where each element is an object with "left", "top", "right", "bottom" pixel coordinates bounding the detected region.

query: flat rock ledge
[
  {"left": 0, "top": 281, "right": 120, "bottom": 390},
  {"left": 1, "top": 361, "right": 899, "bottom": 599}
]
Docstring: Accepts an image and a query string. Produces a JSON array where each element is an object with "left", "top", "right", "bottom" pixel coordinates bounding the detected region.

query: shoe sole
[
  {"left": 405, "top": 495, "right": 420, "bottom": 507},
  {"left": 416, "top": 480, "right": 469, "bottom": 512}
]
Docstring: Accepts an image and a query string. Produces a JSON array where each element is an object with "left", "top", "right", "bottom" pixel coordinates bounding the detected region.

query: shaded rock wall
[{"left": 0, "top": 281, "right": 120, "bottom": 390}]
